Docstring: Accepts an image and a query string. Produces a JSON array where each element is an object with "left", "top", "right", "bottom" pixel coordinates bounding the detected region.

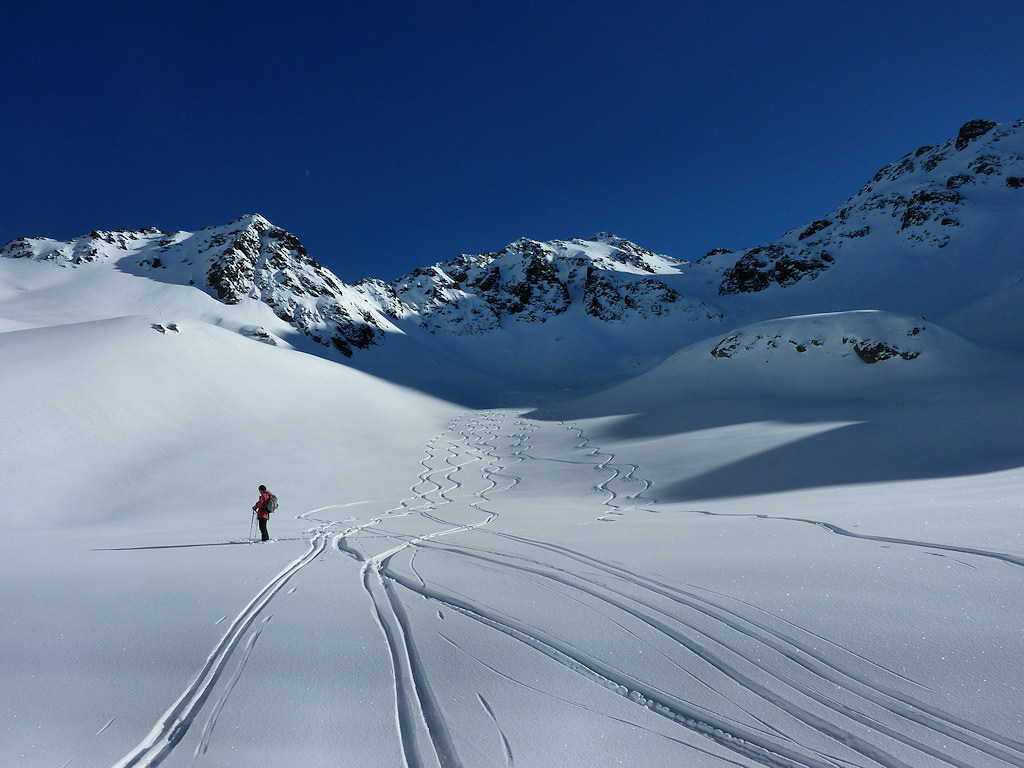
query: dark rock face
[
  {"left": 719, "top": 244, "right": 833, "bottom": 294},
  {"left": 500, "top": 245, "right": 572, "bottom": 317},
  {"left": 719, "top": 248, "right": 774, "bottom": 294},
  {"left": 773, "top": 250, "right": 834, "bottom": 286},
  {"left": 196, "top": 216, "right": 387, "bottom": 353},
  {"left": 581, "top": 269, "right": 624, "bottom": 321},
  {"left": 946, "top": 174, "right": 974, "bottom": 189},
  {"left": 955, "top": 120, "right": 997, "bottom": 151},
  {"left": 708, "top": 322, "right": 926, "bottom": 364},
  {"left": 390, "top": 238, "right": 574, "bottom": 333},
  {"left": 3, "top": 237, "right": 36, "bottom": 259},
  {"left": 388, "top": 234, "right": 713, "bottom": 332},
  {"left": 899, "top": 188, "right": 963, "bottom": 231},
  {"left": 710, "top": 334, "right": 742, "bottom": 358},
  {"left": 580, "top": 271, "right": 686, "bottom": 321},
  {"left": 709, "top": 118, "right": 1024, "bottom": 293},
  {"left": 798, "top": 219, "right": 833, "bottom": 241},
  {"left": 851, "top": 340, "right": 919, "bottom": 363}
]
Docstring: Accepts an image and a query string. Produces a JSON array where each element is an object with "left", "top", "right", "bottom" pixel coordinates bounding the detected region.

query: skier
[{"left": 252, "top": 484, "right": 273, "bottom": 541}]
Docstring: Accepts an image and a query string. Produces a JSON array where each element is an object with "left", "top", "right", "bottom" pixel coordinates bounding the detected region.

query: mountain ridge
[{"left": 3, "top": 119, "right": 1023, "bottom": 400}]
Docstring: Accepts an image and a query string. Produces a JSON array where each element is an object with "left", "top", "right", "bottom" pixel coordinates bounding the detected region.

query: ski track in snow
[
  {"left": 96, "top": 717, "right": 117, "bottom": 737},
  {"left": 189, "top": 626, "right": 263, "bottom": 767},
  {"left": 109, "top": 537, "right": 326, "bottom": 768},
  {"left": 476, "top": 694, "right": 514, "bottom": 767},
  {"left": 108, "top": 410, "right": 1024, "bottom": 768},
  {"left": 680, "top": 509, "right": 1024, "bottom": 570},
  {"left": 350, "top": 412, "right": 1024, "bottom": 768}
]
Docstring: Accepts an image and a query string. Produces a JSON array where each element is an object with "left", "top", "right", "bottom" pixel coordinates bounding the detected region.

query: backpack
[{"left": 266, "top": 493, "right": 278, "bottom": 513}]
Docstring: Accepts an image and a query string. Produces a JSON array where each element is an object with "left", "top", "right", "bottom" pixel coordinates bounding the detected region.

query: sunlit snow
[{"left": 3, "top": 122, "right": 1024, "bottom": 767}]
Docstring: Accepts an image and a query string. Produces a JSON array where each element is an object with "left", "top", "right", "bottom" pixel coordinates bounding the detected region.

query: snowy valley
[{"left": 1, "top": 120, "right": 1023, "bottom": 768}]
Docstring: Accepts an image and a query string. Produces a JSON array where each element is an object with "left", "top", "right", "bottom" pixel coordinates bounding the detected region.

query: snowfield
[
  {"left": 4, "top": 119, "right": 1024, "bottom": 767},
  {"left": 2, "top": 292, "right": 1022, "bottom": 768}
]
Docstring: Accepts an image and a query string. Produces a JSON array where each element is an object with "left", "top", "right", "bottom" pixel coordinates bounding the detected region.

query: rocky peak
[
  {"left": 955, "top": 119, "right": 997, "bottom": 150},
  {"left": 201, "top": 214, "right": 319, "bottom": 304},
  {"left": 0, "top": 225, "right": 175, "bottom": 265},
  {"left": 0, "top": 215, "right": 395, "bottom": 358},
  {"left": 583, "top": 233, "right": 675, "bottom": 273},
  {"left": 707, "top": 119, "right": 1024, "bottom": 294},
  {"left": 193, "top": 216, "right": 394, "bottom": 355},
  {"left": 387, "top": 238, "right": 571, "bottom": 333},
  {"left": 385, "top": 233, "right": 714, "bottom": 334}
]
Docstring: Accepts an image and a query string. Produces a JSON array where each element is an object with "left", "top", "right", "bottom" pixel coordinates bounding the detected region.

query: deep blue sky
[{"left": 5, "top": 1, "right": 1023, "bottom": 282}]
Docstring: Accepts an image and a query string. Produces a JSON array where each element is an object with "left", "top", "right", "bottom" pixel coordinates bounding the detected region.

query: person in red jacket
[{"left": 253, "top": 485, "right": 273, "bottom": 541}]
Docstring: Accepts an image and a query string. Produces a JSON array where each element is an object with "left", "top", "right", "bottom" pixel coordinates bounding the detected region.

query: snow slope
[
  {"left": 0, "top": 314, "right": 463, "bottom": 767},
  {"left": 2, "top": 120, "right": 1024, "bottom": 768}
]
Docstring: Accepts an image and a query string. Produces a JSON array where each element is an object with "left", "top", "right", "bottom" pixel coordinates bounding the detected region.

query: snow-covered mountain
[
  {"left": 4, "top": 119, "right": 1023, "bottom": 402},
  {"left": 696, "top": 119, "right": 1024, "bottom": 350},
  {"left": 0, "top": 214, "right": 394, "bottom": 356},
  {"left": 702, "top": 120, "right": 1024, "bottom": 292},
  {"left": 4, "top": 121, "right": 1024, "bottom": 768},
  {"left": 0, "top": 216, "right": 718, "bottom": 358},
  {"left": 384, "top": 233, "right": 716, "bottom": 332}
]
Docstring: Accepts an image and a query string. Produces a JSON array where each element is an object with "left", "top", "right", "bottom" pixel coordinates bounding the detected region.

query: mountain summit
[{"left": 699, "top": 118, "right": 1024, "bottom": 298}]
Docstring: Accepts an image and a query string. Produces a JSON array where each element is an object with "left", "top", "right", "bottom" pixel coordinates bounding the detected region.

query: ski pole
[{"left": 249, "top": 510, "right": 255, "bottom": 541}]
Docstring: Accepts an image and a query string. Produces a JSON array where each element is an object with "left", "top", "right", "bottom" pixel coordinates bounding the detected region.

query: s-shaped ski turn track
[
  {"left": 108, "top": 411, "right": 1024, "bottom": 768},
  {"left": 339, "top": 411, "right": 1024, "bottom": 768}
]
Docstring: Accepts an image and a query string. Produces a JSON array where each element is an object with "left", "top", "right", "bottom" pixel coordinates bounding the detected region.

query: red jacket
[{"left": 254, "top": 490, "right": 272, "bottom": 519}]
